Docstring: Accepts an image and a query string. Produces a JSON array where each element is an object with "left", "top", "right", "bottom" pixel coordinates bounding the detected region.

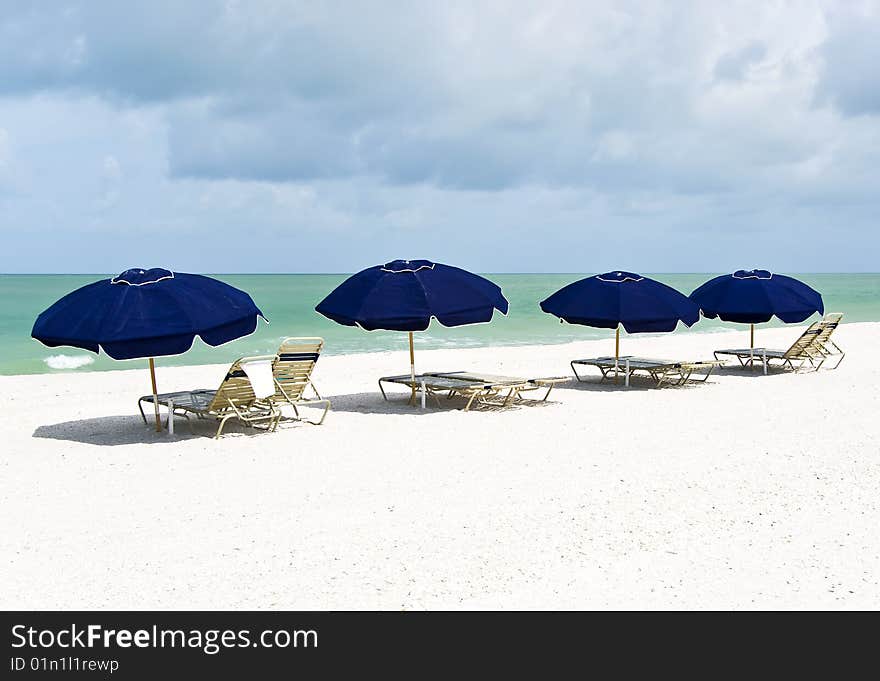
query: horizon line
[{"left": 2, "top": 271, "right": 879, "bottom": 276}]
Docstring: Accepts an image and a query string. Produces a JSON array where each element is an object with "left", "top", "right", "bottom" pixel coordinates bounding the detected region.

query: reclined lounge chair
[
  {"left": 378, "top": 371, "right": 569, "bottom": 411},
  {"left": 570, "top": 357, "right": 723, "bottom": 387},
  {"left": 138, "top": 356, "right": 282, "bottom": 438},
  {"left": 812, "top": 313, "right": 845, "bottom": 369},
  {"left": 713, "top": 313, "right": 844, "bottom": 373},
  {"left": 272, "top": 337, "right": 331, "bottom": 425}
]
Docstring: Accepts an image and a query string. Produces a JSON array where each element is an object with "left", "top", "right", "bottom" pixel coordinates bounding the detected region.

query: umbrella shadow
[
  {"left": 325, "top": 391, "right": 458, "bottom": 415},
  {"left": 327, "top": 390, "right": 559, "bottom": 414},
  {"left": 713, "top": 363, "right": 804, "bottom": 378},
  {"left": 32, "top": 413, "right": 271, "bottom": 446},
  {"left": 557, "top": 375, "right": 716, "bottom": 392},
  {"left": 556, "top": 372, "right": 656, "bottom": 392}
]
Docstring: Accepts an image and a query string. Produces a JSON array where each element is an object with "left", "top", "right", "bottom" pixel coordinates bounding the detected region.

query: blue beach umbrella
[
  {"left": 32, "top": 267, "right": 266, "bottom": 431},
  {"left": 539, "top": 271, "right": 700, "bottom": 359},
  {"left": 316, "top": 259, "right": 508, "bottom": 399},
  {"left": 689, "top": 269, "right": 823, "bottom": 349}
]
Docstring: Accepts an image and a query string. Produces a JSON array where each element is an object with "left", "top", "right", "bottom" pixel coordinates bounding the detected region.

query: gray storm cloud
[{"left": 0, "top": 1, "right": 878, "bottom": 272}]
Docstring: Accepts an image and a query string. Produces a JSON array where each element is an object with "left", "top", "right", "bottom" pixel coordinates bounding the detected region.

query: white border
[
  {"left": 596, "top": 272, "right": 644, "bottom": 283},
  {"left": 111, "top": 269, "right": 175, "bottom": 286},
  {"left": 732, "top": 270, "right": 773, "bottom": 280},
  {"left": 379, "top": 261, "right": 436, "bottom": 274}
]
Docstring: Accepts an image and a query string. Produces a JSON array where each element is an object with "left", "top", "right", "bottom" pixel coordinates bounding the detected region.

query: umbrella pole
[
  {"left": 750, "top": 323, "right": 755, "bottom": 371},
  {"left": 408, "top": 332, "right": 416, "bottom": 406},
  {"left": 149, "top": 357, "right": 161, "bottom": 432},
  {"left": 614, "top": 325, "right": 620, "bottom": 380},
  {"left": 615, "top": 325, "right": 620, "bottom": 360}
]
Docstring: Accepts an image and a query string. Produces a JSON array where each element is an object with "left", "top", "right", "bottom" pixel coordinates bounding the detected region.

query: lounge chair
[
  {"left": 570, "top": 356, "right": 723, "bottom": 387},
  {"left": 434, "top": 372, "right": 569, "bottom": 404},
  {"left": 138, "top": 356, "right": 282, "bottom": 438},
  {"left": 812, "top": 313, "right": 845, "bottom": 369},
  {"left": 378, "top": 371, "right": 570, "bottom": 410},
  {"left": 713, "top": 314, "right": 844, "bottom": 373},
  {"left": 272, "top": 337, "right": 331, "bottom": 425}
]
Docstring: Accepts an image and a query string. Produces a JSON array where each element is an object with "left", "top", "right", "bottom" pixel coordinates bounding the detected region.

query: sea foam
[{"left": 44, "top": 354, "right": 95, "bottom": 370}]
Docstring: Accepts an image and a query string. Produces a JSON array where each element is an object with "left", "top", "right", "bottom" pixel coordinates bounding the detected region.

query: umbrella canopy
[
  {"left": 33, "top": 267, "right": 265, "bottom": 359},
  {"left": 689, "top": 269, "right": 823, "bottom": 324},
  {"left": 315, "top": 259, "right": 508, "bottom": 331},
  {"left": 32, "top": 267, "right": 266, "bottom": 430},
  {"left": 315, "top": 259, "right": 508, "bottom": 406},
  {"left": 539, "top": 271, "right": 700, "bottom": 333}
]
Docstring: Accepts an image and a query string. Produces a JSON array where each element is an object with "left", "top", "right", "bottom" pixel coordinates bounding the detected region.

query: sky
[{"left": 0, "top": 0, "right": 878, "bottom": 274}]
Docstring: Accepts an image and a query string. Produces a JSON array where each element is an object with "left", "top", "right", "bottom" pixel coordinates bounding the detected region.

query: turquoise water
[{"left": 1, "top": 273, "right": 878, "bottom": 375}]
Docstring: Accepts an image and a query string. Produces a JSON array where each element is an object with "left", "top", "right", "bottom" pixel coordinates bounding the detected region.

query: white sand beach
[{"left": 2, "top": 323, "right": 878, "bottom": 610}]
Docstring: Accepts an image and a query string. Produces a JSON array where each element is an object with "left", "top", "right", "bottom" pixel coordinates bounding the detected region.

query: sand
[{"left": 1, "top": 323, "right": 878, "bottom": 610}]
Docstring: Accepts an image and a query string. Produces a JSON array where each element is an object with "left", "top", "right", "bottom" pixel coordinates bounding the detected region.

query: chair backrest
[
  {"left": 208, "top": 355, "right": 277, "bottom": 411},
  {"left": 822, "top": 312, "right": 843, "bottom": 325},
  {"left": 815, "top": 313, "right": 843, "bottom": 346},
  {"left": 782, "top": 322, "right": 822, "bottom": 358},
  {"left": 273, "top": 337, "right": 324, "bottom": 402}
]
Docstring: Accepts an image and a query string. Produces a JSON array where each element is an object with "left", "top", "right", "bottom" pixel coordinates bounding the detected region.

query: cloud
[
  {"left": 0, "top": 1, "right": 797, "bottom": 192},
  {"left": 0, "top": 127, "right": 11, "bottom": 194},
  {"left": 815, "top": 7, "right": 880, "bottom": 116},
  {"left": 0, "top": 127, "right": 9, "bottom": 163},
  {"left": 97, "top": 154, "right": 122, "bottom": 209},
  {"left": 0, "top": 1, "right": 878, "bottom": 272},
  {"left": 713, "top": 41, "right": 767, "bottom": 81}
]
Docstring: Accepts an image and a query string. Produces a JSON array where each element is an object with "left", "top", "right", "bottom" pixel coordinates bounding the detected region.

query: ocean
[{"left": 2, "top": 273, "right": 878, "bottom": 375}]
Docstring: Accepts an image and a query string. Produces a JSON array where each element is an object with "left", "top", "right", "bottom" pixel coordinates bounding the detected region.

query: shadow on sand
[
  {"left": 32, "top": 413, "right": 274, "bottom": 446},
  {"left": 557, "top": 377, "right": 656, "bottom": 392},
  {"left": 558, "top": 361, "right": 818, "bottom": 390},
  {"left": 326, "top": 389, "right": 557, "bottom": 414},
  {"left": 556, "top": 373, "right": 724, "bottom": 391},
  {"left": 34, "top": 388, "right": 572, "bottom": 445},
  {"left": 709, "top": 364, "right": 810, "bottom": 379}
]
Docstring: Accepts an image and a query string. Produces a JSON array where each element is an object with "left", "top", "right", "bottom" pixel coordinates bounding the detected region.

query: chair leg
[
  {"left": 310, "top": 382, "right": 323, "bottom": 400},
  {"left": 315, "top": 400, "right": 330, "bottom": 425},
  {"left": 302, "top": 400, "right": 330, "bottom": 425},
  {"left": 464, "top": 392, "right": 478, "bottom": 411},
  {"left": 215, "top": 414, "right": 234, "bottom": 439},
  {"left": 827, "top": 352, "right": 845, "bottom": 370}
]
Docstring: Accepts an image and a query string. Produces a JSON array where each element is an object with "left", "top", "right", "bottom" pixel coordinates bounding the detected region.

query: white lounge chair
[
  {"left": 138, "top": 356, "right": 282, "bottom": 438},
  {"left": 570, "top": 356, "right": 723, "bottom": 387},
  {"left": 272, "top": 337, "right": 331, "bottom": 425},
  {"left": 713, "top": 313, "right": 844, "bottom": 373},
  {"left": 378, "top": 371, "right": 569, "bottom": 410}
]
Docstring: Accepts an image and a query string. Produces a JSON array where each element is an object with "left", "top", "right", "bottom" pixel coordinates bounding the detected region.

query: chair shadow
[
  {"left": 713, "top": 364, "right": 803, "bottom": 379},
  {"left": 556, "top": 374, "right": 717, "bottom": 392},
  {"left": 326, "top": 390, "right": 461, "bottom": 415},
  {"left": 556, "top": 375, "right": 658, "bottom": 392},
  {"left": 32, "top": 413, "right": 271, "bottom": 446},
  {"left": 326, "top": 390, "right": 558, "bottom": 414}
]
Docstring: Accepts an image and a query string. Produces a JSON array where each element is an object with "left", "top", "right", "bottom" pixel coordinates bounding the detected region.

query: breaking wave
[{"left": 44, "top": 354, "right": 95, "bottom": 370}]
